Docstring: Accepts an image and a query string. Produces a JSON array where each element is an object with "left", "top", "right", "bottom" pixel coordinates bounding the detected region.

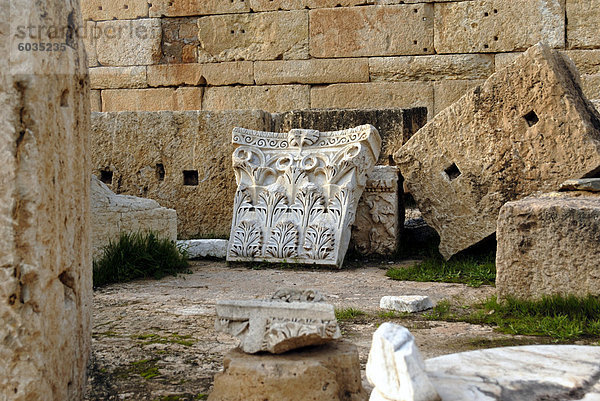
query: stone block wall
[
  {"left": 91, "top": 107, "right": 425, "bottom": 238},
  {"left": 81, "top": 0, "right": 600, "bottom": 117}
]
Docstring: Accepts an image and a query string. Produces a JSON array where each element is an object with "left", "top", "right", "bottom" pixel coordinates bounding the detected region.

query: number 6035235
[{"left": 18, "top": 42, "right": 67, "bottom": 51}]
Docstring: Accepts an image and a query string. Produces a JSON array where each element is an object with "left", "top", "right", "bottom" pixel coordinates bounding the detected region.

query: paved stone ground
[{"left": 84, "top": 260, "right": 544, "bottom": 401}]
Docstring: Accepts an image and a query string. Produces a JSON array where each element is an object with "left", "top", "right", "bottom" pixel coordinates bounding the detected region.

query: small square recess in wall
[{"left": 183, "top": 170, "right": 198, "bottom": 186}]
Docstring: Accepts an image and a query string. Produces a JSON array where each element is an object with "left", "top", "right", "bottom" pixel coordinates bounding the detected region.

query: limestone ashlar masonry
[
  {"left": 1, "top": 0, "right": 91, "bottom": 399},
  {"left": 434, "top": 0, "right": 565, "bottom": 54},
  {"left": 310, "top": 4, "right": 435, "bottom": 58}
]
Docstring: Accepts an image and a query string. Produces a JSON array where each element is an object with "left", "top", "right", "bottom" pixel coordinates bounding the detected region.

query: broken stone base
[
  {"left": 91, "top": 176, "right": 177, "bottom": 258},
  {"left": 379, "top": 296, "right": 433, "bottom": 313},
  {"left": 208, "top": 341, "right": 368, "bottom": 401},
  {"left": 496, "top": 190, "right": 600, "bottom": 300}
]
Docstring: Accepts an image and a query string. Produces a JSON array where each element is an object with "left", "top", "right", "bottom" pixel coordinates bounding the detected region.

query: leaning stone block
[
  {"left": 215, "top": 298, "right": 341, "bottom": 354},
  {"left": 91, "top": 176, "right": 177, "bottom": 259},
  {"left": 380, "top": 296, "right": 433, "bottom": 313},
  {"left": 496, "top": 191, "right": 600, "bottom": 301},
  {"left": 395, "top": 43, "right": 600, "bottom": 259},
  {"left": 226, "top": 125, "right": 381, "bottom": 268},
  {"left": 366, "top": 323, "right": 440, "bottom": 401},
  {"left": 352, "top": 166, "right": 401, "bottom": 256},
  {"left": 208, "top": 341, "right": 367, "bottom": 401}
]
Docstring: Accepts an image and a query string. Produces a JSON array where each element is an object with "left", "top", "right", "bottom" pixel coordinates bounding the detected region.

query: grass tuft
[
  {"left": 386, "top": 253, "right": 496, "bottom": 288},
  {"left": 335, "top": 307, "right": 366, "bottom": 321},
  {"left": 93, "top": 231, "right": 189, "bottom": 287},
  {"left": 426, "top": 295, "right": 600, "bottom": 341}
]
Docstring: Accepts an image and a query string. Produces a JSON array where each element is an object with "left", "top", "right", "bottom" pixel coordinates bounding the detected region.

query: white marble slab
[{"left": 425, "top": 345, "right": 600, "bottom": 401}]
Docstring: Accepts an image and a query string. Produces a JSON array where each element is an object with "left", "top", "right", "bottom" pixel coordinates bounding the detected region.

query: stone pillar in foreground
[{"left": 0, "top": 0, "right": 91, "bottom": 399}]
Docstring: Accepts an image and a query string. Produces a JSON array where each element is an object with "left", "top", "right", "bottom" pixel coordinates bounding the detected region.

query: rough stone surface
[
  {"left": 379, "top": 296, "right": 434, "bottom": 313},
  {"left": 395, "top": 43, "right": 600, "bottom": 259},
  {"left": 255, "top": 58, "right": 369, "bottom": 85},
  {"left": 147, "top": 62, "right": 254, "bottom": 87},
  {"left": 434, "top": 0, "right": 565, "bottom": 54},
  {"left": 369, "top": 54, "right": 494, "bottom": 82},
  {"left": 226, "top": 125, "right": 381, "bottom": 267},
  {"left": 101, "top": 87, "right": 204, "bottom": 111},
  {"left": 496, "top": 192, "right": 600, "bottom": 301},
  {"left": 95, "top": 18, "right": 162, "bottom": 66},
  {"left": 311, "top": 82, "right": 434, "bottom": 117},
  {"left": 433, "top": 79, "right": 485, "bottom": 116},
  {"left": 425, "top": 345, "right": 600, "bottom": 400},
  {"left": 310, "top": 5, "right": 434, "bottom": 58},
  {"left": 91, "top": 110, "right": 271, "bottom": 239},
  {"left": 366, "top": 323, "right": 440, "bottom": 401},
  {"left": 177, "top": 239, "right": 229, "bottom": 259},
  {"left": 1, "top": 0, "right": 91, "bottom": 399},
  {"left": 197, "top": 11, "right": 309, "bottom": 62},
  {"left": 272, "top": 108, "right": 427, "bottom": 165},
  {"left": 89, "top": 66, "right": 147, "bottom": 89},
  {"left": 203, "top": 85, "right": 310, "bottom": 113},
  {"left": 81, "top": 0, "right": 148, "bottom": 20},
  {"left": 208, "top": 341, "right": 367, "bottom": 401},
  {"left": 352, "top": 167, "right": 401, "bottom": 256},
  {"left": 566, "top": 0, "right": 600, "bottom": 50},
  {"left": 559, "top": 178, "right": 600, "bottom": 192},
  {"left": 91, "top": 176, "right": 177, "bottom": 259},
  {"left": 149, "top": 0, "right": 250, "bottom": 17},
  {"left": 215, "top": 297, "right": 341, "bottom": 353}
]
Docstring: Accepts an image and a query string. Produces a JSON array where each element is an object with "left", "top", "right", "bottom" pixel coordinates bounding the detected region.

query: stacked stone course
[{"left": 81, "top": 0, "right": 600, "bottom": 116}]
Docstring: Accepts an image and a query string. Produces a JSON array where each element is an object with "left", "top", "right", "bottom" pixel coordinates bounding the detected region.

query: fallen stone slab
[
  {"left": 380, "top": 296, "right": 434, "bottom": 313},
  {"left": 366, "top": 323, "right": 440, "bottom": 401},
  {"left": 559, "top": 178, "right": 600, "bottom": 192},
  {"left": 496, "top": 191, "right": 600, "bottom": 300},
  {"left": 395, "top": 42, "right": 600, "bottom": 259},
  {"left": 208, "top": 340, "right": 368, "bottom": 401},
  {"left": 91, "top": 176, "right": 177, "bottom": 259},
  {"left": 425, "top": 345, "right": 600, "bottom": 400},
  {"left": 227, "top": 125, "right": 381, "bottom": 268},
  {"left": 177, "top": 239, "right": 228, "bottom": 259},
  {"left": 215, "top": 298, "right": 341, "bottom": 354}
]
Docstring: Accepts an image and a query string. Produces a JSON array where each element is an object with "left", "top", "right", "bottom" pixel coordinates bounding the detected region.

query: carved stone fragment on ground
[
  {"left": 353, "top": 166, "right": 401, "bottom": 256},
  {"left": 208, "top": 340, "right": 368, "bottom": 401},
  {"left": 366, "top": 323, "right": 440, "bottom": 401},
  {"left": 215, "top": 294, "right": 341, "bottom": 354},
  {"left": 380, "top": 296, "right": 433, "bottom": 313},
  {"left": 395, "top": 42, "right": 600, "bottom": 260},
  {"left": 496, "top": 191, "right": 600, "bottom": 301},
  {"left": 226, "top": 125, "right": 381, "bottom": 268}
]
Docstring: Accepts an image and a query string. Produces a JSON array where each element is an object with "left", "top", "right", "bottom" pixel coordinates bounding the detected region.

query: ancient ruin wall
[
  {"left": 81, "top": 0, "right": 600, "bottom": 117},
  {"left": 1, "top": 1, "right": 91, "bottom": 399}
]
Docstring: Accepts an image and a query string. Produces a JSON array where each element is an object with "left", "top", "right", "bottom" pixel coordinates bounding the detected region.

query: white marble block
[
  {"left": 380, "top": 296, "right": 434, "bottom": 313},
  {"left": 366, "top": 323, "right": 440, "bottom": 401},
  {"left": 353, "top": 166, "right": 400, "bottom": 256},
  {"left": 226, "top": 125, "right": 381, "bottom": 268},
  {"left": 177, "top": 239, "right": 228, "bottom": 259},
  {"left": 215, "top": 290, "right": 341, "bottom": 354}
]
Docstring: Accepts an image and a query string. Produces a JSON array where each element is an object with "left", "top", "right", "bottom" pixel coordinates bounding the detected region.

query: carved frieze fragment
[
  {"left": 215, "top": 295, "right": 341, "bottom": 354},
  {"left": 352, "top": 166, "right": 400, "bottom": 256},
  {"left": 227, "top": 124, "right": 381, "bottom": 268}
]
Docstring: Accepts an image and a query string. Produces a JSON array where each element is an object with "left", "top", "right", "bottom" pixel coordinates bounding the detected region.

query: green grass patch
[
  {"left": 386, "top": 252, "right": 496, "bottom": 288},
  {"left": 426, "top": 295, "right": 600, "bottom": 341},
  {"left": 132, "top": 333, "right": 196, "bottom": 347},
  {"left": 377, "top": 310, "right": 410, "bottom": 319},
  {"left": 115, "top": 358, "right": 160, "bottom": 380},
  {"left": 93, "top": 231, "right": 189, "bottom": 287},
  {"left": 335, "top": 307, "right": 366, "bottom": 321}
]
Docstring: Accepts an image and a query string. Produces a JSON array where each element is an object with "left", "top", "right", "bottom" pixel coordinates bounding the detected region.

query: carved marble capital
[{"left": 227, "top": 125, "right": 381, "bottom": 268}]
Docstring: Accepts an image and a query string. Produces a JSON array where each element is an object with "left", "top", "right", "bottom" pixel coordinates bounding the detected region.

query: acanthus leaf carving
[
  {"left": 265, "top": 222, "right": 298, "bottom": 259},
  {"left": 229, "top": 221, "right": 262, "bottom": 258},
  {"left": 304, "top": 225, "right": 334, "bottom": 260}
]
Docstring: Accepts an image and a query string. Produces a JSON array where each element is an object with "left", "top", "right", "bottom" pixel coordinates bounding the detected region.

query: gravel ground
[{"left": 85, "top": 259, "right": 540, "bottom": 401}]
